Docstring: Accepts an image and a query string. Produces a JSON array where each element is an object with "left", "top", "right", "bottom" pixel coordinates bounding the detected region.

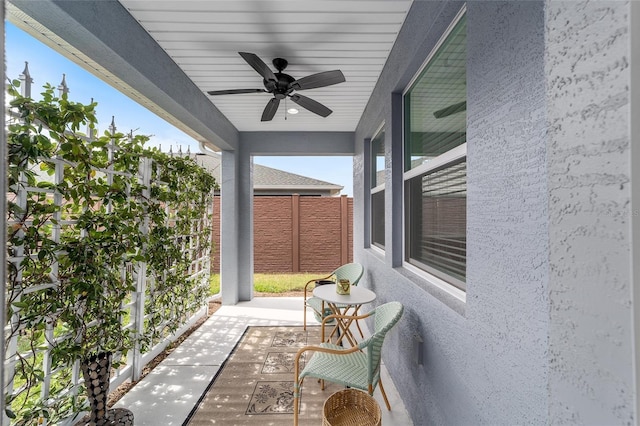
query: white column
[
  {"left": 220, "top": 149, "right": 254, "bottom": 304},
  {"left": 237, "top": 149, "right": 254, "bottom": 301}
]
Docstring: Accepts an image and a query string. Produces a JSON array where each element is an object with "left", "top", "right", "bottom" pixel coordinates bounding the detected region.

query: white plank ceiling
[{"left": 119, "top": 0, "right": 413, "bottom": 131}]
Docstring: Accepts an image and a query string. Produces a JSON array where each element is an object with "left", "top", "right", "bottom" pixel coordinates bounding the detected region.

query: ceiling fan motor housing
[
  {"left": 265, "top": 57, "right": 293, "bottom": 99},
  {"left": 266, "top": 73, "right": 295, "bottom": 99}
]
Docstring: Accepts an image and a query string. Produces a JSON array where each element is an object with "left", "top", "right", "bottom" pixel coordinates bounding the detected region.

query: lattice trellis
[{"left": 4, "top": 66, "right": 215, "bottom": 425}]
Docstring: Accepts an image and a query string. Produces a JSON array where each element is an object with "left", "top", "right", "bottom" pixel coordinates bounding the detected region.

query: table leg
[
  {"left": 351, "top": 305, "right": 365, "bottom": 338},
  {"left": 332, "top": 304, "right": 358, "bottom": 347},
  {"left": 325, "top": 303, "right": 341, "bottom": 343}
]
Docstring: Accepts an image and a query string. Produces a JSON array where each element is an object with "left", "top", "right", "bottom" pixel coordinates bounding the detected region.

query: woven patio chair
[
  {"left": 303, "top": 263, "right": 364, "bottom": 331},
  {"left": 293, "top": 301, "right": 404, "bottom": 426}
]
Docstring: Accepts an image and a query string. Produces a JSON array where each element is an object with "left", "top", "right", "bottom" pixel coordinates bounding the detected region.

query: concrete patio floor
[{"left": 114, "top": 297, "right": 413, "bottom": 425}]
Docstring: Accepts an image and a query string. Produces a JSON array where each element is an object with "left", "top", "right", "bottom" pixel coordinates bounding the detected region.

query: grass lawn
[{"left": 209, "top": 272, "right": 323, "bottom": 295}]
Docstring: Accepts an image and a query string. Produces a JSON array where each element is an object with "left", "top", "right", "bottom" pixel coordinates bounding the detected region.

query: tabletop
[{"left": 313, "top": 284, "right": 376, "bottom": 305}]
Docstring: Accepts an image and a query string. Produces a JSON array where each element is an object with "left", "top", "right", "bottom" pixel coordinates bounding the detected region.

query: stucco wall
[
  {"left": 465, "top": 1, "right": 550, "bottom": 422},
  {"left": 354, "top": 1, "right": 635, "bottom": 424},
  {"left": 546, "top": 2, "right": 634, "bottom": 424}
]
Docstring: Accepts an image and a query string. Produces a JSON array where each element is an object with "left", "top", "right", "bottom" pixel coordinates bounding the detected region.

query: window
[
  {"left": 371, "top": 126, "right": 385, "bottom": 249},
  {"left": 403, "top": 13, "right": 466, "bottom": 290}
]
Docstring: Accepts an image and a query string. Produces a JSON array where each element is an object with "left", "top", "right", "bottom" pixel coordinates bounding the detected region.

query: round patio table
[{"left": 313, "top": 284, "right": 376, "bottom": 346}]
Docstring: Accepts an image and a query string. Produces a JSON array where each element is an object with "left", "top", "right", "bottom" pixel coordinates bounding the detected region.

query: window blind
[{"left": 407, "top": 159, "right": 466, "bottom": 287}]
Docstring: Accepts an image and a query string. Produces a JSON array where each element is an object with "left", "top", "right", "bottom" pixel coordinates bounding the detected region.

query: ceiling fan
[{"left": 207, "top": 52, "right": 346, "bottom": 121}]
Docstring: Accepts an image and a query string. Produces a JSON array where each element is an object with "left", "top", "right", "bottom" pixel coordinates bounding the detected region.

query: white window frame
[
  {"left": 370, "top": 122, "right": 386, "bottom": 251},
  {"left": 401, "top": 7, "right": 467, "bottom": 297}
]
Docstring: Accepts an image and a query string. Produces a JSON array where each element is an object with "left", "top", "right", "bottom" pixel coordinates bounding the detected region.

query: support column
[
  {"left": 220, "top": 151, "right": 239, "bottom": 305},
  {"left": 220, "top": 148, "right": 254, "bottom": 304},
  {"left": 238, "top": 152, "right": 254, "bottom": 301}
]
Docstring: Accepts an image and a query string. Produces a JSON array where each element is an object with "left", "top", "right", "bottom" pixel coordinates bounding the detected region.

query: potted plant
[
  {"left": 57, "top": 213, "right": 138, "bottom": 425},
  {"left": 6, "top": 82, "right": 140, "bottom": 424},
  {"left": 6, "top": 81, "right": 216, "bottom": 424},
  {"left": 48, "top": 109, "right": 144, "bottom": 425}
]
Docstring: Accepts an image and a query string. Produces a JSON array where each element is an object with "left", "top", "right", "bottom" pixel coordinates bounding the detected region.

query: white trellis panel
[{"left": 4, "top": 71, "right": 213, "bottom": 425}]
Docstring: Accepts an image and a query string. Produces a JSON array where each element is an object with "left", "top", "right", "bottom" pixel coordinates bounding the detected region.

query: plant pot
[
  {"left": 78, "top": 352, "right": 134, "bottom": 426},
  {"left": 80, "top": 352, "right": 112, "bottom": 425}
]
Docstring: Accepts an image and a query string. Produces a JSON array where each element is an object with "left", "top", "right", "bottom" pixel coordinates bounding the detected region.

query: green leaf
[{"left": 6, "top": 84, "right": 218, "bottom": 422}]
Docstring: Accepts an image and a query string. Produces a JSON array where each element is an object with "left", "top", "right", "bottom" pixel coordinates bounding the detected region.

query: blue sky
[{"left": 6, "top": 22, "right": 354, "bottom": 196}]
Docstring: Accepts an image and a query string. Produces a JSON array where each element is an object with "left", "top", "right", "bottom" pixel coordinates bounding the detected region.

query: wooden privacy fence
[{"left": 211, "top": 194, "right": 353, "bottom": 274}]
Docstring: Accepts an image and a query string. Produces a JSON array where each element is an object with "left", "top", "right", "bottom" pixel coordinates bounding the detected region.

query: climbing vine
[{"left": 5, "top": 81, "right": 217, "bottom": 423}]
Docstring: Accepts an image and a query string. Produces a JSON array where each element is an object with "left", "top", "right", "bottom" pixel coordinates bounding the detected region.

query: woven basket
[{"left": 322, "top": 388, "right": 382, "bottom": 426}]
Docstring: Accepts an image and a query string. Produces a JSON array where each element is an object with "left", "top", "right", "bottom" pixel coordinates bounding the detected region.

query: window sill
[
  {"left": 396, "top": 262, "right": 466, "bottom": 316},
  {"left": 368, "top": 245, "right": 385, "bottom": 260}
]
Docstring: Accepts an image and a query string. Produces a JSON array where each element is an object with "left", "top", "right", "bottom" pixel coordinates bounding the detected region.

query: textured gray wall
[
  {"left": 354, "top": 1, "right": 635, "bottom": 424},
  {"left": 632, "top": 2, "right": 640, "bottom": 420},
  {"left": 465, "top": 1, "right": 549, "bottom": 423},
  {"left": 546, "top": 2, "right": 634, "bottom": 424}
]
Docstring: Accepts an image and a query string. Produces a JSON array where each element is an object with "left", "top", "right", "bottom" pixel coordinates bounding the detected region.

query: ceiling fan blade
[
  {"left": 261, "top": 98, "right": 280, "bottom": 121},
  {"left": 207, "top": 88, "right": 266, "bottom": 95},
  {"left": 289, "top": 70, "right": 345, "bottom": 91},
  {"left": 239, "top": 52, "right": 277, "bottom": 83},
  {"left": 289, "top": 94, "right": 332, "bottom": 117},
  {"left": 433, "top": 101, "right": 466, "bottom": 118}
]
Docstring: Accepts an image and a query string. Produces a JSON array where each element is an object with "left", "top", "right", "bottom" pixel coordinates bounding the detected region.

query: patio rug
[{"left": 184, "top": 325, "right": 344, "bottom": 426}]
